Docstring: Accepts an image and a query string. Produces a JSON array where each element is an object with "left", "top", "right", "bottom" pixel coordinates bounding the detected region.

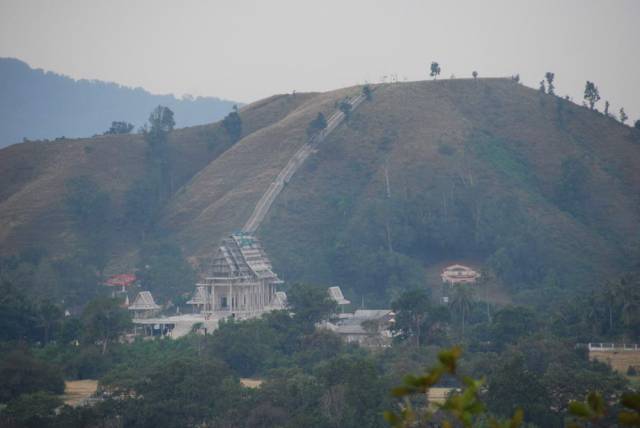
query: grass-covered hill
[
  {"left": 1, "top": 78, "right": 639, "bottom": 305},
  {"left": 0, "top": 57, "right": 239, "bottom": 148}
]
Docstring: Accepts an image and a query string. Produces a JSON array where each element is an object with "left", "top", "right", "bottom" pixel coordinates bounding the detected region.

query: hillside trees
[
  {"left": 306, "top": 112, "right": 327, "bottom": 137},
  {"left": 287, "top": 283, "right": 337, "bottom": 333},
  {"left": 64, "top": 175, "right": 112, "bottom": 271},
  {"left": 222, "top": 105, "right": 242, "bottom": 142},
  {"left": 449, "top": 284, "right": 475, "bottom": 337},
  {"left": 363, "top": 84, "right": 372, "bottom": 100},
  {"left": 554, "top": 157, "right": 590, "bottom": 217},
  {"left": 81, "top": 297, "right": 132, "bottom": 354},
  {"left": 124, "top": 105, "right": 176, "bottom": 236},
  {"left": 0, "top": 350, "right": 65, "bottom": 402},
  {"left": 584, "top": 81, "right": 601, "bottom": 110},
  {"left": 1, "top": 391, "right": 62, "bottom": 428},
  {"left": 136, "top": 239, "right": 196, "bottom": 298},
  {"left": 391, "top": 289, "right": 431, "bottom": 346},
  {"left": 339, "top": 100, "right": 352, "bottom": 119},
  {"left": 104, "top": 121, "right": 134, "bottom": 135}
]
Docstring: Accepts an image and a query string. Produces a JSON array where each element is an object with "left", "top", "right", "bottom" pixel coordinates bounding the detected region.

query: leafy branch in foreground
[
  {"left": 384, "top": 346, "right": 523, "bottom": 428},
  {"left": 568, "top": 390, "right": 640, "bottom": 427}
]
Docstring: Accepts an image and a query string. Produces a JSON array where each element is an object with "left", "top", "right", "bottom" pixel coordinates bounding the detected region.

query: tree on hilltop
[
  {"left": 620, "top": 108, "right": 629, "bottom": 124},
  {"left": 545, "top": 72, "right": 555, "bottom": 95},
  {"left": 430, "top": 62, "right": 441, "bottom": 80},
  {"left": 472, "top": 70, "right": 478, "bottom": 80},
  {"left": 584, "top": 81, "right": 601, "bottom": 110},
  {"left": 222, "top": 105, "right": 242, "bottom": 142},
  {"left": 104, "top": 121, "right": 134, "bottom": 135}
]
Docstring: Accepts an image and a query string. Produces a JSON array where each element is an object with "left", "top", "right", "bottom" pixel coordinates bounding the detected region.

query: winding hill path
[{"left": 242, "top": 92, "right": 366, "bottom": 233}]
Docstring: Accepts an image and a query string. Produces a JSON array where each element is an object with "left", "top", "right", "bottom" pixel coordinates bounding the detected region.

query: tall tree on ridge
[
  {"left": 584, "top": 81, "right": 601, "bottom": 110},
  {"left": 430, "top": 62, "right": 441, "bottom": 80}
]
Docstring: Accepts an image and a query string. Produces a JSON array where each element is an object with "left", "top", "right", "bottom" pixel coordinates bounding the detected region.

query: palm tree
[{"left": 450, "top": 284, "right": 475, "bottom": 338}]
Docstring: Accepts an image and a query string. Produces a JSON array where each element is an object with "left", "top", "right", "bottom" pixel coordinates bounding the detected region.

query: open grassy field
[{"left": 61, "top": 379, "right": 98, "bottom": 407}]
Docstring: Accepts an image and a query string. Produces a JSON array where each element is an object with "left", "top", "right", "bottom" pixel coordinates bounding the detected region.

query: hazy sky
[{"left": 1, "top": 0, "right": 639, "bottom": 119}]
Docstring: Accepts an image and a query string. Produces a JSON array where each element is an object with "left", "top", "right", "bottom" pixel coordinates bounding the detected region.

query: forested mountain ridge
[
  {"left": 0, "top": 57, "right": 239, "bottom": 148},
  {"left": 0, "top": 78, "right": 639, "bottom": 306}
]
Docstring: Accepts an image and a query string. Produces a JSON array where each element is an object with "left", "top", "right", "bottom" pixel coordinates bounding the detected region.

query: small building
[
  {"left": 128, "top": 291, "right": 161, "bottom": 319},
  {"left": 441, "top": 264, "right": 480, "bottom": 285},
  {"left": 328, "top": 286, "right": 351, "bottom": 306},
  {"left": 327, "top": 309, "right": 395, "bottom": 347},
  {"left": 186, "top": 286, "right": 207, "bottom": 313},
  {"left": 272, "top": 291, "right": 288, "bottom": 310},
  {"left": 104, "top": 273, "right": 136, "bottom": 296}
]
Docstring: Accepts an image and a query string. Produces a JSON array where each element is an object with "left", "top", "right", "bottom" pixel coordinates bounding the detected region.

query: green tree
[
  {"left": 554, "top": 157, "right": 590, "bottom": 217},
  {"left": 287, "top": 284, "right": 337, "bottom": 333},
  {"left": 539, "top": 80, "right": 546, "bottom": 92},
  {"left": 36, "top": 299, "right": 63, "bottom": 344},
  {"left": 104, "top": 121, "right": 134, "bottom": 135},
  {"left": 0, "top": 350, "right": 64, "bottom": 402},
  {"left": 545, "top": 72, "right": 555, "bottom": 95},
  {"left": 222, "top": 105, "right": 242, "bottom": 142},
  {"left": 2, "top": 391, "right": 62, "bottom": 428},
  {"left": 604, "top": 100, "right": 610, "bottom": 116},
  {"left": 620, "top": 107, "right": 629, "bottom": 124},
  {"left": 449, "top": 284, "right": 474, "bottom": 338},
  {"left": 81, "top": 297, "right": 132, "bottom": 354},
  {"left": 363, "top": 84, "right": 373, "bottom": 100},
  {"left": 430, "top": 62, "right": 441, "bottom": 79},
  {"left": 472, "top": 70, "right": 478, "bottom": 80},
  {"left": 63, "top": 175, "right": 112, "bottom": 271},
  {"left": 144, "top": 105, "right": 175, "bottom": 199},
  {"left": 490, "top": 306, "right": 537, "bottom": 349},
  {"left": 136, "top": 239, "right": 196, "bottom": 298},
  {"left": 487, "top": 352, "right": 557, "bottom": 427},
  {"left": 306, "top": 112, "right": 328, "bottom": 137},
  {"left": 0, "top": 281, "right": 39, "bottom": 342},
  {"left": 391, "top": 289, "right": 430, "bottom": 346},
  {"left": 635, "top": 119, "right": 640, "bottom": 130},
  {"left": 338, "top": 100, "right": 352, "bottom": 119},
  {"left": 584, "top": 81, "right": 601, "bottom": 110}
]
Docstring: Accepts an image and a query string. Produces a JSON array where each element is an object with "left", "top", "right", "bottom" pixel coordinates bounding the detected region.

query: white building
[
  {"left": 441, "top": 264, "right": 481, "bottom": 285},
  {"left": 132, "top": 233, "right": 284, "bottom": 338}
]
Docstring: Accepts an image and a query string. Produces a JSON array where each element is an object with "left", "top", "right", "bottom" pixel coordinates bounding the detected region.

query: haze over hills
[
  {"left": 1, "top": 78, "right": 639, "bottom": 306},
  {"left": 0, "top": 57, "right": 239, "bottom": 148}
]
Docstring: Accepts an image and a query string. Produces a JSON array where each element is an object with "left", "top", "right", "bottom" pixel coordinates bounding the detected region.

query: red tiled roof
[{"left": 104, "top": 273, "right": 136, "bottom": 287}]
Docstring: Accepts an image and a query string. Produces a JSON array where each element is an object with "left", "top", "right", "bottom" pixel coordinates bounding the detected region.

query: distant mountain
[{"left": 0, "top": 57, "right": 239, "bottom": 148}]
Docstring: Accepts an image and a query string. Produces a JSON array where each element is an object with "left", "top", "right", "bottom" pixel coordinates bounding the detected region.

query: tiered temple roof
[
  {"left": 128, "top": 291, "right": 161, "bottom": 311},
  {"left": 206, "top": 232, "right": 281, "bottom": 284}
]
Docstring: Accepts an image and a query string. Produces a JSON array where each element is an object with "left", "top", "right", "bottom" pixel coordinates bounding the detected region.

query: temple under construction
[{"left": 195, "top": 232, "right": 283, "bottom": 317}]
